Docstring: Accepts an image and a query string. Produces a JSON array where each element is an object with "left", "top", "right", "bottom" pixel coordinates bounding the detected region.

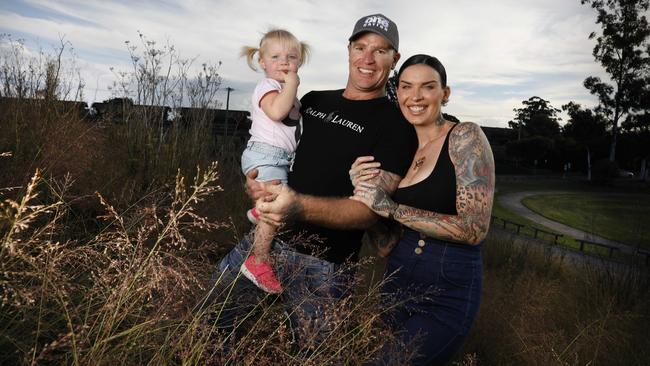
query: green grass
[
  {"left": 522, "top": 193, "right": 650, "bottom": 250},
  {"left": 495, "top": 177, "right": 589, "bottom": 195},
  {"left": 492, "top": 197, "right": 584, "bottom": 250},
  {"left": 493, "top": 178, "right": 650, "bottom": 259}
]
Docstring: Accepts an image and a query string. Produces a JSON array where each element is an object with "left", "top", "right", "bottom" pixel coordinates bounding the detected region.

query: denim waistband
[
  {"left": 399, "top": 227, "right": 482, "bottom": 262},
  {"left": 247, "top": 141, "right": 295, "bottom": 160}
]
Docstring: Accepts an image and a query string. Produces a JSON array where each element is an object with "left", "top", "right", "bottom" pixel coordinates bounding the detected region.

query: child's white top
[{"left": 248, "top": 78, "right": 302, "bottom": 152}]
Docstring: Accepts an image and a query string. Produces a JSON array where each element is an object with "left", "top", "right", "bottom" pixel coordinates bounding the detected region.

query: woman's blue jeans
[{"left": 380, "top": 228, "right": 482, "bottom": 365}]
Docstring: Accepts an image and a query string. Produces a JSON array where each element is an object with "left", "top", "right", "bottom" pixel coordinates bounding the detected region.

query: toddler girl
[{"left": 240, "top": 29, "right": 309, "bottom": 293}]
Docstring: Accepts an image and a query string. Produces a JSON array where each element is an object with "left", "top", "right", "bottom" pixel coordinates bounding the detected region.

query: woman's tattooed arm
[
  {"left": 350, "top": 122, "right": 494, "bottom": 245},
  {"left": 394, "top": 122, "right": 495, "bottom": 244}
]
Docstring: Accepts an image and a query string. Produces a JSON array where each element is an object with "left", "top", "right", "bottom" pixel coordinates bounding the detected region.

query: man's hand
[
  {"left": 256, "top": 184, "right": 303, "bottom": 227},
  {"left": 245, "top": 169, "right": 281, "bottom": 202},
  {"left": 366, "top": 221, "right": 402, "bottom": 258}
]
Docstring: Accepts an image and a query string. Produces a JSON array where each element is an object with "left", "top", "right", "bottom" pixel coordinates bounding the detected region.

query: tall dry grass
[
  {"left": 462, "top": 231, "right": 650, "bottom": 365},
  {"left": 0, "top": 34, "right": 249, "bottom": 237},
  {"left": 0, "top": 164, "right": 409, "bottom": 365}
]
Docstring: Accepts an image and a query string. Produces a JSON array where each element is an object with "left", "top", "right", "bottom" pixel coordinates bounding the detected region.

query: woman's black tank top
[{"left": 393, "top": 123, "right": 458, "bottom": 215}]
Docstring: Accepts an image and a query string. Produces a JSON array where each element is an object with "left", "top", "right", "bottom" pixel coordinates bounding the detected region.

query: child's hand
[{"left": 284, "top": 70, "right": 300, "bottom": 87}]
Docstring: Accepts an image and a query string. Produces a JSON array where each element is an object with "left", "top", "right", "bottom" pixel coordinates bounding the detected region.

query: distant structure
[
  {"left": 0, "top": 96, "right": 89, "bottom": 117},
  {"left": 90, "top": 98, "right": 251, "bottom": 142},
  {"left": 0, "top": 96, "right": 251, "bottom": 143}
]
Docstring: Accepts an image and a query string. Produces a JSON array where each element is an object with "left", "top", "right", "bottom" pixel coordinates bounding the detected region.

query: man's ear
[{"left": 392, "top": 52, "right": 401, "bottom": 70}]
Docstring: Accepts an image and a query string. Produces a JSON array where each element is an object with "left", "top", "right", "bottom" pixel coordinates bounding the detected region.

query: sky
[{"left": 0, "top": 0, "right": 622, "bottom": 128}]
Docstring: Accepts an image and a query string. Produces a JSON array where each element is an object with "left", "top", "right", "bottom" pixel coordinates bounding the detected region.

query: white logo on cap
[{"left": 363, "top": 15, "right": 389, "bottom": 32}]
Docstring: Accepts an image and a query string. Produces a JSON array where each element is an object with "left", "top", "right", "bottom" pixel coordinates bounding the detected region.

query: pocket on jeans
[
  {"left": 241, "top": 148, "right": 269, "bottom": 174},
  {"left": 440, "top": 261, "right": 475, "bottom": 288}
]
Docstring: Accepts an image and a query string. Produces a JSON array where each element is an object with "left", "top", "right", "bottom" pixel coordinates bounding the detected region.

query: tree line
[{"left": 506, "top": 0, "right": 649, "bottom": 180}]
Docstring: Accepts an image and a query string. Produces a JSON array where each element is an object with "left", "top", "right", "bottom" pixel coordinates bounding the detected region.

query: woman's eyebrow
[{"left": 399, "top": 79, "right": 438, "bottom": 85}]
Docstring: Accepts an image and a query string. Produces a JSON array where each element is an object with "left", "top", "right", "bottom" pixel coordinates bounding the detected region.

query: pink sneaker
[
  {"left": 240, "top": 254, "right": 283, "bottom": 294},
  {"left": 246, "top": 207, "right": 259, "bottom": 224}
]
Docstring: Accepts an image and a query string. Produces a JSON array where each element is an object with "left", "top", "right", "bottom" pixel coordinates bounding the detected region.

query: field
[
  {"left": 522, "top": 193, "right": 650, "bottom": 250},
  {"left": 2, "top": 37, "right": 650, "bottom": 365}
]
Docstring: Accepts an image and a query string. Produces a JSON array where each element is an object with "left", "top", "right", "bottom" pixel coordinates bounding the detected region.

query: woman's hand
[
  {"left": 350, "top": 182, "right": 398, "bottom": 219},
  {"left": 349, "top": 156, "right": 381, "bottom": 188}
]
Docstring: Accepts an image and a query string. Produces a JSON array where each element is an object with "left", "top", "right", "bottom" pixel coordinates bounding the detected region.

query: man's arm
[{"left": 256, "top": 169, "right": 402, "bottom": 230}]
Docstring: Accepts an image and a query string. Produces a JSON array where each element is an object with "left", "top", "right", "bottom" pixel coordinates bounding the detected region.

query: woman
[{"left": 349, "top": 54, "right": 495, "bottom": 365}]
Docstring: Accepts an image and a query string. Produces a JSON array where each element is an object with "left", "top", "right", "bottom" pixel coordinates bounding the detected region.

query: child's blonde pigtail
[
  {"left": 299, "top": 42, "right": 311, "bottom": 66},
  {"left": 241, "top": 46, "right": 260, "bottom": 71}
]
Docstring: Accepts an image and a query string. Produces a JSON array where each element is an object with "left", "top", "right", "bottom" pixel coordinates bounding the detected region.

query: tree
[
  {"left": 508, "top": 96, "right": 562, "bottom": 139},
  {"left": 506, "top": 136, "right": 556, "bottom": 168},
  {"left": 562, "top": 102, "right": 609, "bottom": 143},
  {"left": 562, "top": 102, "right": 610, "bottom": 179},
  {"left": 621, "top": 64, "right": 650, "bottom": 133},
  {"left": 581, "top": 0, "right": 650, "bottom": 161}
]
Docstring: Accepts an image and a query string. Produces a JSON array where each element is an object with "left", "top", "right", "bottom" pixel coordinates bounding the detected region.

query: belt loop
[{"left": 289, "top": 151, "right": 296, "bottom": 172}]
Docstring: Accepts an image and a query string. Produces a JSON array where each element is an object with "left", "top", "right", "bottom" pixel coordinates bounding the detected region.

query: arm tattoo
[
  {"left": 369, "top": 186, "right": 398, "bottom": 216},
  {"left": 394, "top": 123, "right": 495, "bottom": 244},
  {"left": 367, "top": 169, "right": 401, "bottom": 217}
]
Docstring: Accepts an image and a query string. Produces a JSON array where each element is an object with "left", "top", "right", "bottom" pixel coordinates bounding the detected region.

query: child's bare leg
[
  {"left": 252, "top": 221, "right": 276, "bottom": 264},
  {"left": 242, "top": 220, "right": 283, "bottom": 293}
]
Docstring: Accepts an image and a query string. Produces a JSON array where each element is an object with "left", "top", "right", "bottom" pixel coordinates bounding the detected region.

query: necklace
[
  {"left": 411, "top": 129, "right": 448, "bottom": 171},
  {"left": 413, "top": 156, "right": 425, "bottom": 170}
]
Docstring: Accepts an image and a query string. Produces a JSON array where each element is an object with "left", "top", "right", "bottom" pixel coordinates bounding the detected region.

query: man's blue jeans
[{"left": 201, "top": 233, "right": 353, "bottom": 345}]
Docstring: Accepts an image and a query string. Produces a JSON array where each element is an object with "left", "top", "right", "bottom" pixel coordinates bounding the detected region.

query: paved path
[{"left": 498, "top": 191, "right": 637, "bottom": 255}]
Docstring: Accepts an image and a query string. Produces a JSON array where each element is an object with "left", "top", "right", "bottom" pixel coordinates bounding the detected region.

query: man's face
[{"left": 346, "top": 32, "right": 399, "bottom": 99}]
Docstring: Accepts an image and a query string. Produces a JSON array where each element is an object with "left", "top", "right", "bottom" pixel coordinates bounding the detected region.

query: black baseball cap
[{"left": 348, "top": 13, "right": 399, "bottom": 51}]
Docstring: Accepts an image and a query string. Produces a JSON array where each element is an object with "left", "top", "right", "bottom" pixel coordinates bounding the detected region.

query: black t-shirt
[
  {"left": 284, "top": 89, "right": 417, "bottom": 264},
  {"left": 393, "top": 123, "right": 458, "bottom": 215}
]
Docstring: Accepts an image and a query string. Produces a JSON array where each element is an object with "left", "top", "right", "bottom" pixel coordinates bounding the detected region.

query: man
[{"left": 204, "top": 13, "right": 417, "bottom": 344}]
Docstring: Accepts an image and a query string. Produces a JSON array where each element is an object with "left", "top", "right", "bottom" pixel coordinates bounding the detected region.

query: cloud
[{"left": 0, "top": 0, "right": 608, "bottom": 127}]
